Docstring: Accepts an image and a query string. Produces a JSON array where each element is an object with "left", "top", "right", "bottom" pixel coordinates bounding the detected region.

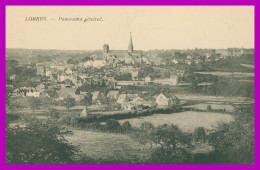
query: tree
[
  {"left": 47, "top": 90, "right": 58, "bottom": 99},
  {"left": 208, "top": 105, "right": 254, "bottom": 164},
  {"left": 122, "top": 121, "right": 132, "bottom": 132},
  {"left": 28, "top": 97, "right": 41, "bottom": 113},
  {"left": 81, "top": 93, "right": 93, "bottom": 106},
  {"left": 6, "top": 118, "right": 78, "bottom": 164},
  {"left": 67, "top": 58, "right": 79, "bottom": 65},
  {"left": 105, "top": 119, "right": 121, "bottom": 132},
  {"left": 81, "top": 56, "right": 92, "bottom": 62},
  {"left": 134, "top": 123, "right": 192, "bottom": 164},
  {"left": 63, "top": 95, "right": 76, "bottom": 111}
]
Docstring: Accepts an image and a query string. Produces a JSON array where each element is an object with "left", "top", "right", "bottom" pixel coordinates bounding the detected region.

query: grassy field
[
  {"left": 183, "top": 103, "right": 235, "bottom": 112},
  {"left": 176, "top": 94, "right": 253, "bottom": 104},
  {"left": 195, "top": 71, "right": 254, "bottom": 78},
  {"left": 65, "top": 129, "right": 214, "bottom": 163},
  {"left": 118, "top": 111, "right": 234, "bottom": 133},
  {"left": 66, "top": 130, "right": 151, "bottom": 163}
]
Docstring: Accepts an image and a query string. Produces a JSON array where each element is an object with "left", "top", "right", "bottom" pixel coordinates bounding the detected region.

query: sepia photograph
[{"left": 5, "top": 6, "right": 254, "bottom": 164}]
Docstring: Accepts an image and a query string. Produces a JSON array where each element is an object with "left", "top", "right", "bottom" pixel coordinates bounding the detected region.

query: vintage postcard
[{"left": 5, "top": 6, "right": 254, "bottom": 164}]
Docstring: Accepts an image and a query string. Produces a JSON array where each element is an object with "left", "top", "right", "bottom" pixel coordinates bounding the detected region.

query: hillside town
[
  {"left": 5, "top": 5, "right": 255, "bottom": 165},
  {"left": 6, "top": 33, "right": 254, "bottom": 116}
]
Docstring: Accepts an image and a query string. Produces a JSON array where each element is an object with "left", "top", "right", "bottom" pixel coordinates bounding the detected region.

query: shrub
[
  {"left": 6, "top": 113, "right": 21, "bottom": 125},
  {"left": 86, "top": 122, "right": 103, "bottom": 131},
  {"left": 122, "top": 121, "right": 132, "bottom": 132},
  {"left": 105, "top": 119, "right": 121, "bottom": 132},
  {"left": 140, "top": 122, "right": 154, "bottom": 132},
  {"left": 49, "top": 108, "right": 60, "bottom": 119},
  {"left": 207, "top": 105, "right": 212, "bottom": 111},
  {"left": 78, "top": 122, "right": 86, "bottom": 129},
  {"left": 60, "top": 116, "right": 72, "bottom": 126},
  {"left": 193, "top": 127, "right": 206, "bottom": 142}
]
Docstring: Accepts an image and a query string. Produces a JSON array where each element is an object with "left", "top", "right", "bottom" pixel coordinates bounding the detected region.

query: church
[{"left": 103, "top": 33, "right": 142, "bottom": 66}]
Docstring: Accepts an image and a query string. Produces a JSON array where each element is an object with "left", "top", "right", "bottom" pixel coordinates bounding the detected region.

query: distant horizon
[
  {"left": 6, "top": 46, "right": 254, "bottom": 52},
  {"left": 6, "top": 6, "right": 254, "bottom": 50}
]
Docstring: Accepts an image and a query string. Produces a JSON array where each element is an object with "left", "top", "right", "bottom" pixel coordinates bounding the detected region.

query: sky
[{"left": 6, "top": 6, "right": 254, "bottom": 50}]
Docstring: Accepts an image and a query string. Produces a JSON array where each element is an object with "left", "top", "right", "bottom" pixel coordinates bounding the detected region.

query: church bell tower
[{"left": 128, "top": 32, "right": 133, "bottom": 52}]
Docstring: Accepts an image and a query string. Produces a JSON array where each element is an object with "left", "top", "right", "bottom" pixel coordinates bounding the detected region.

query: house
[
  {"left": 132, "top": 97, "right": 145, "bottom": 106},
  {"left": 36, "top": 83, "right": 45, "bottom": 93},
  {"left": 185, "top": 60, "right": 192, "bottom": 65},
  {"left": 142, "top": 57, "right": 151, "bottom": 65},
  {"left": 144, "top": 76, "right": 151, "bottom": 83},
  {"left": 121, "top": 102, "right": 134, "bottom": 110},
  {"left": 92, "top": 91, "right": 101, "bottom": 101},
  {"left": 107, "top": 90, "right": 120, "bottom": 101},
  {"left": 65, "top": 68, "right": 73, "bottom": 75},
  {"left": 37, "top": 66, "right": 45, "bottom": 76},
  {"left": 45, "top": 67, "right": 52, "bottom": 77},
  {"left": 26, "top": 91, "right": 41, "bottom": 97},
  {"left": 125, "top": 57, "right": 135, "bottom": 64},
  {"left": 127, "top": 94, "right": 139, "bottom": 101},
  {"left": 155, "top": 92, "right": 180, "bottom": 109},
  {"left": 153, "top": 76, "right": 178, "bottom": 86},
  {"left": 83, "top": 60, "right": 93, "bottom": 68},
  {"left": 30, "top": 77, "right": 41, "bottom": 83},
  {"left": 172, "top": 59, "right": 179, "bottom": 64},
  {"left": 117, "top": 94, "right": 130, "bottom": 104},
  {"left": 116, "top": 81, "right": 145, "bottom": 86},
  {"left": 39, "top": 92, "right": 50, "bottom": 98},
  {"left": 10, "top": 74, "right": 16, "bottom": 80},
  {"left": 131, "top": 71, "right": 139, "bottom": 80},
  {"left": 93, "top": 60, "right": 106, "bottom": 68}
]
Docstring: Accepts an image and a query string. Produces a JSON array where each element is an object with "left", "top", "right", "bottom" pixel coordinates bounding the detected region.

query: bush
[
  {"left": 105, "top": 119, "right": 121, "bottom": 132},
  {"left": 60, "top": 116, "right": 72, "bottom": 126},
  {"left": 121, "top": 121, "right": 132, "bottom": 132},
  {"left": 207, "top": 105, "right": 212, "bottom": 111},
  {"left": 86, "top": 122, "right": 103, "bottom": 131},
  {"left": 49, "top": 108, "right": 60, "bottom": 119},
  {"left": 140, "top": 122, "right": 154, "bottom": 132},
  {"left": 6, "top": 113, "right": 21, "bottom": 125},
  {"left": 78, "top": 122, "right": 86, "bottom": 129},
  {"left": 193, "top": 127, "right": 206, "bottom": 142}
]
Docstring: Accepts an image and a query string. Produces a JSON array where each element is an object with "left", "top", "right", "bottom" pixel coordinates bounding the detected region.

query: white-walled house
[
  {"left": 26, "top": 91, "right": 41, "bottom": 97},
  {"left": 144, "top": 76, "right": 151, "bottom": 83},
  {"left": 153, "top": 75, "right": 178, "bottom": 86},
  {"left": 155, "top": 92, "right": 180, "bottom": 109}
]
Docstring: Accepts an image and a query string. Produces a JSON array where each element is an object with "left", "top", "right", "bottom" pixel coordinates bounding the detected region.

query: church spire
[{"left": 128, "top": 32, "right": 133, "bottom": 52}]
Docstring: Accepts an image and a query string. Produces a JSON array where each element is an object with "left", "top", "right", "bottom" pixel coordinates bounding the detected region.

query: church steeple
[{"left": 128, "top": 32, "right": 133, "bottom": 52}]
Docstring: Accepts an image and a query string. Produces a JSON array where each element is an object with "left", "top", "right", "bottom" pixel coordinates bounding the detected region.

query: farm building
[
  {"left": 117, "top": 94, "right": 130, "bottom": 104},
  {"left": 107, "top": 90, "right": 120, "bottom": 101},
  {"left": 155, "top": 92, "right": 180, "bottom": 109}
]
